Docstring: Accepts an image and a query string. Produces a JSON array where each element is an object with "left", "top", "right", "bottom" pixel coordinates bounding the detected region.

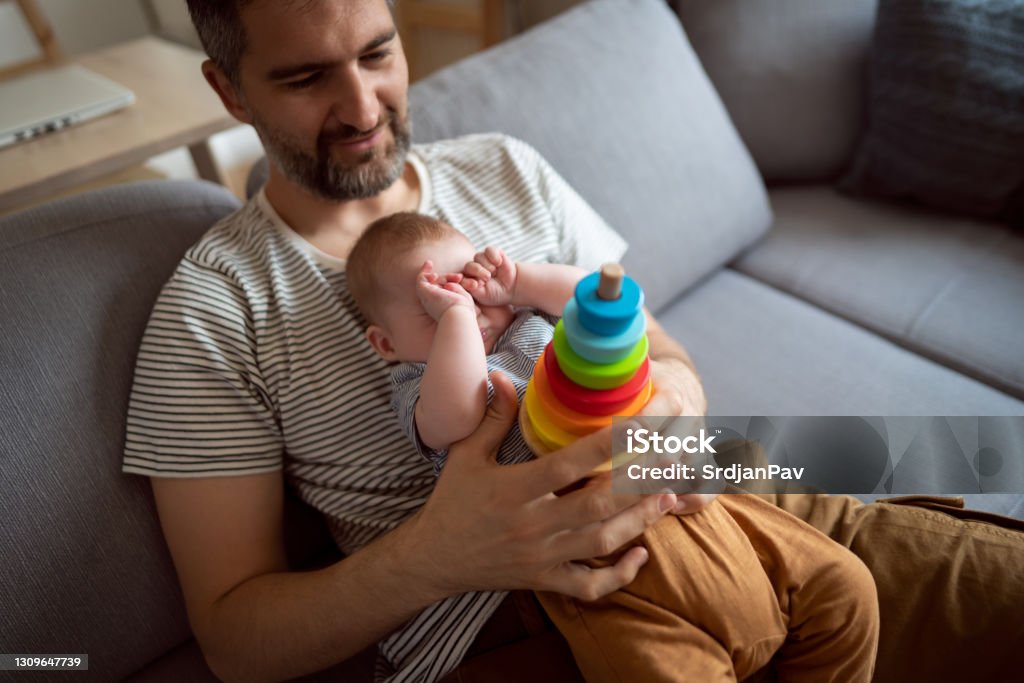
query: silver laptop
[{"left": 0, "top": 64, "right": 135, "bottom": 148}]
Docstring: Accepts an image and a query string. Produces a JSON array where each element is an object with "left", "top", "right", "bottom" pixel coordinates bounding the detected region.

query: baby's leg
[
  {"left": 537, "top": 500, "right": 788, "bottom": 683},
  {"left": 720, "top": 494, "right": 880, "bottom": 683}
]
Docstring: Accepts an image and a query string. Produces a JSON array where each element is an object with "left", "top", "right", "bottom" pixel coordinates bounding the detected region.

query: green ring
[{"left": 553, "top": 321, "right": 648, "bottom": 390}]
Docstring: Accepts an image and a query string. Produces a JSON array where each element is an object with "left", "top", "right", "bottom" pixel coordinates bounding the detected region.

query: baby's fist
[{"left": 461, "top": 246, "right": 518, "bottom": 306}]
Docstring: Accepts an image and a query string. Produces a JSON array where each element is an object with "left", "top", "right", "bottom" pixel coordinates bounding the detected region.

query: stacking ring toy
[{"left": 519, "top": 263, "right": 653, "bottom": 468}]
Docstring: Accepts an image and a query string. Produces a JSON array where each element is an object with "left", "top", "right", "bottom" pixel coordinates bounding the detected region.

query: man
[
  {"left": 125, "top": 1, "right": 1024, "bottom": 682},
  {"left": 124, "top": 1, "right": 708, "bottom": 681}
]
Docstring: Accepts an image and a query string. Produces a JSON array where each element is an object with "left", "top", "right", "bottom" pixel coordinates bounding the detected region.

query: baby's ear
[{"left": 366, "top": 325, "right": 398, "bottom": 361}]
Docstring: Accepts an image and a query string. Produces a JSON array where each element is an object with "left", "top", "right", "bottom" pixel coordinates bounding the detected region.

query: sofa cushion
[
  {"left": 124, "top": 637, "right": 377, "bottom": 682},
  {"left": 0, "top": 181, "right": 240, "bottom": 680},
  {"left": 662, "top": 271, "right": 1024, "bottom": 510},
  {"left": 659, "top": 268, "right": 1024, "bottom": 416},
  {"left": 671, "top": 0, "right": 878, "bottom": 182},
  {"left": 839, "top": 0, "right": 1024, "bottom": 226},
  {"left": 409, "top": 0, "right": 772, "bottom": 312},
  {"left": 731, "top": 185, "right": 1024, "bottom": 400}
]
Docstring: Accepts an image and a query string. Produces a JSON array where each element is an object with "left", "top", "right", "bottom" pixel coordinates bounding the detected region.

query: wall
[
  {"left": 139, "top": 0, "right": 589, "bottom": 81},
  {"left": 0, "top": 0, "right": 584, "bottom": 71},
  {"left": 513, "top": 0, "right": 583, "bottom": 32},
  {"left": 146, "top": 0, "right": 200, "bottom": 49},
  {"left": 403, "top": 0, "right": 585, "bottom": 80}
]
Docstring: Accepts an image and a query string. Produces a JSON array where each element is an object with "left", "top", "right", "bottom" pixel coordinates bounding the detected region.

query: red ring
[{"left": 543, "top": 342, "right": 650, "bottom": 415}]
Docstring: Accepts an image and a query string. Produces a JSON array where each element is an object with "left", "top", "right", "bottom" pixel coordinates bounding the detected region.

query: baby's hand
[
  {"left": 416, "top": 260, "right": 475, "bottom": 321},
  {"left": 461, "top": 246, "right": 518, "bottom": 306}
]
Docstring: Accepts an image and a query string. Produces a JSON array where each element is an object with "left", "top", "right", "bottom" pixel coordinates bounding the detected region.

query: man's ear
[
  {"left": 201, "top": 59, "right": 253, "bottom": 124},
  {"left": 366, "top": 325, "right": 398, "bottom": 362}
]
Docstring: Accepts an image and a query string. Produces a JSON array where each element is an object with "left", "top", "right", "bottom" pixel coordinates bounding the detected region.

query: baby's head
[{"left": 347, "top": 212, "right": 515, "bottom": 363}]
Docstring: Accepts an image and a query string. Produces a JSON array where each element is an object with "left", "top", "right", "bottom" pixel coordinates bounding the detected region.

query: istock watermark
[
  {"left": 610, "top": 416, "right": 1024, "bottom": 496},
  {"left": 625, "top": 427, "right": 717, "bottom": 454}
]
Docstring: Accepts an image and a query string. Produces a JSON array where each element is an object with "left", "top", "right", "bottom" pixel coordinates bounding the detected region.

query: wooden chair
[{"left": 0, "top": 0, "right": 64, "bottom": 80}]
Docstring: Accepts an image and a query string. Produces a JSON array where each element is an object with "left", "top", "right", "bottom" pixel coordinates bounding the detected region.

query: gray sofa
[{"left": 2, "top": 0, "right": 1021, "bottom": 681}]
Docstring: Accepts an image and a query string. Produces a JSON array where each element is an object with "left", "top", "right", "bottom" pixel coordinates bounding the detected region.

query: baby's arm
[
  {"left": 462, "top": 246, "right": 586, "bottom": 317},
  {"left": 414, "top": 264, "right": 489, "bottom": 451},
  {"left": 513, "top": 261, "right": 587, "bottom": 317}
]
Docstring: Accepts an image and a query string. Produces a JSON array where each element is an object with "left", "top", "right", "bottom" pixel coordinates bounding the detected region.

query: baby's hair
[{"left": 347, "top": 212, "right": 463, "bottom": 324}]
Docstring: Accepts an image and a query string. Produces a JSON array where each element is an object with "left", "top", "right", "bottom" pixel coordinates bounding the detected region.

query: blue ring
[{"left": 574, "top": 272, "right": 644, "bottom": 336}]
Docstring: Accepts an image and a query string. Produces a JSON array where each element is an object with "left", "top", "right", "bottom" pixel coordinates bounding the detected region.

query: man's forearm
[
  {"left": 644, "top": 309, "right": 693, "bottom": 367},
  {"left": 200, "top": 520, "right": 446, "bottom": 683},
  {"left": 644, "top": 309, "right": 708, "bottom": 416}
]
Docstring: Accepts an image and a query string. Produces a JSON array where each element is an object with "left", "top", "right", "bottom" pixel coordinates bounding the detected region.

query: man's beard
[{"left": 254, "top": 107, "right": 412, "bottom": 201}]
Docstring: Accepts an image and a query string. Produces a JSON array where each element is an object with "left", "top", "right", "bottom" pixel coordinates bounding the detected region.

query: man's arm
[
  {"left": 640, "top": 310, "right": 714, "bottom": 514},
  {"left": 150, "top": 471, "right": 446, "bottom": 683},
  {"left": 642, "top": 309, "right": 707, "bottom": 418},
  {"left": 151, "top": 373, "right": 679, "bottom": 683}
]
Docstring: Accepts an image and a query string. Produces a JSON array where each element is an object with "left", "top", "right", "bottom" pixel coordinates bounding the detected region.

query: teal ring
[{"left": 563, "top": 298, "right": 646, "bottom": 364}]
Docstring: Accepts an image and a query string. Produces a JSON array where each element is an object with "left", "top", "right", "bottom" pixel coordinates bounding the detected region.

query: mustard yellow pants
[
  {"left": 444, "top": 494, "right": 1024, "bottom": 683},
  {"left": 537, "top": 494, "right": 880, "bottom": 682}
]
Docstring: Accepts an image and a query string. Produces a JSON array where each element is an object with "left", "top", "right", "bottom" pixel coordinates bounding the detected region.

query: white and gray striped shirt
[{"left": 123, "top": 133, "right": 626, "bottom": 682}]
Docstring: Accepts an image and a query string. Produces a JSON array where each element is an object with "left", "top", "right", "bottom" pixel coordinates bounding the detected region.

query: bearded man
[{"left": 123, "top": 2, "right": 1024, "bottom": 682}]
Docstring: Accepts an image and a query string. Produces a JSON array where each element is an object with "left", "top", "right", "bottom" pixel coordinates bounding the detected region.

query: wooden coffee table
[{"left": 0, "top": 36, "right": 239, "bottom": 213}]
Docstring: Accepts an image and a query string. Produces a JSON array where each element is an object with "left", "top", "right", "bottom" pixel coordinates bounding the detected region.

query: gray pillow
[
  {"left": 839, "top": 0, "right": 1024, "bottom": 227},
  {"left": 410, "top": 0, "right": 772, "bottom": 311},
  {"left": 671, "top": 0, "right": 879, "bottom": 182}
]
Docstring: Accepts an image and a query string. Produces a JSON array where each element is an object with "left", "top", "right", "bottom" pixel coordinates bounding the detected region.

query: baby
[{"left": 347, "top": 212, "right": 880, "bottom": 683}]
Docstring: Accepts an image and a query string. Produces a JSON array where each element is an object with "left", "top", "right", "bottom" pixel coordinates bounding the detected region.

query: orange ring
[
  {"left": 518, "top": 401, "right": 614, "bottom": 475},
  {"left": 519, "top": 407, "right": 554, "bottom": 457},
  {"left": 523, "top": 382, "right": 577, "bottom": 450}
]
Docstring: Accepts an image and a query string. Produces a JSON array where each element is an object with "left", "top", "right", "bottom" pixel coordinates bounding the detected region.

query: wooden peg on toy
[{"left": 597, "top": 263, "right": 625, "bottom": 300}]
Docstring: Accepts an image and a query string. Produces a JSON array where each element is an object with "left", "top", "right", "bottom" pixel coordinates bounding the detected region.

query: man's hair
[
  {"left": 185, "top": 0, "right": 255, "bottom": 86},
  {"left": 347, "top": 212, "right": 461, "bottom": 325},
  {"left": 186, "top": 0, "right": 397, "bottom": 87}
]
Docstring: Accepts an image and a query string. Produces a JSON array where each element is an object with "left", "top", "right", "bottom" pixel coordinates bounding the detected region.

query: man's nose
[{"left": 330, "top": 69, "right": 381, "bottom": 133}]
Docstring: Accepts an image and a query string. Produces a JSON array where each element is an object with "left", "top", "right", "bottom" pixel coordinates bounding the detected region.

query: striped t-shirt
[{"left": 122, "top": 133, "right": 626, "bottom": 683}]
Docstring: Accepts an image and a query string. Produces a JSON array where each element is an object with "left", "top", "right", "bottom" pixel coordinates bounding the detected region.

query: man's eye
[
  {"left": 362, "top": 49, "right": 392, "bottom": 63},
  {"left": 284, "top": 73, "right": 322, "bottom": 89}
]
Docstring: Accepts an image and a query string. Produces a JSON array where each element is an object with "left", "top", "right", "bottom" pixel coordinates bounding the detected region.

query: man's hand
[
  {"left": 640, "top": 356, "right": 715, "bottom": 516},
  {"left": 460, "top": 246, "right": 519, "bottom": 307},
  {"left": 406, "top": 372, "right": 677, "bottom": 601},
  {"left": 416, "top": 260, "right": 475, "bottom": 321},
  {"left": 641, "top": 356, "right": 707, "bottom": 420}
]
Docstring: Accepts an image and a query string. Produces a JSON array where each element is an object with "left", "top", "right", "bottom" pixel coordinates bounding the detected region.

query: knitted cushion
[{"left": 839, "top": 0, "right": 1024, "bottom": 226}]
